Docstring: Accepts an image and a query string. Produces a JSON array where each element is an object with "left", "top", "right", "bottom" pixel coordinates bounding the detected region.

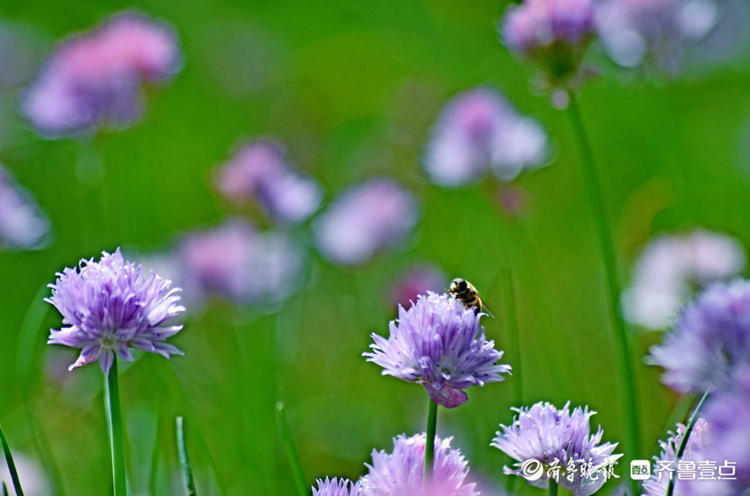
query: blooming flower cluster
[
  {"left": 314, "top": 179, "right": 418, "bottom": 266},
  {"left": 597, "top": 0, "right": 719, "bottom": 71},
  {"left": 424, "top": 88, "right": 549, "bottom": 187},
  {"left": 500, "top": 0, "right": 596, "bottom": 87},
  {"left": 22, "top": 11, "right": 181, "bottom": 137},
  {"left": 314, "top": 433, "right": 478, "bottom": 496},
  {"left": 622, "top": 229, "right": 745, "bottom": 329},
  {"left": 648, "top": 279, "right": 750, "bottom": 495},
  {"left": 365, "top": 292, "right": 511, "bottom": 408},
  {"left": 46, "top": 249, "right": 186, "bottom": 373},
  {"left": 491, "top": 401, "right": 622, "bottom": 496},
  {"left": 0, "top": 166, "right": 51, "bottom": 250},
  {"left": 214, "top": 139, "right": 321, "bottom": 224},
  {"left": 648, "top": 279, "right": 750, "bottom": 393},
  {"left": 313, "top": 477, "right": 362, "bottom": 496},
  {"left": 360, "top": 434, "right": 478, "bottom": 496}
]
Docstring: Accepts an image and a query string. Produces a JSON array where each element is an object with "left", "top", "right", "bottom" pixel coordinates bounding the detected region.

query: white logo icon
[
  {"left": 521, "top": 458, "right": 544, "bottom": 481},
  {"left": 631, "top": 460, "right": 651, "bottom": 480}
]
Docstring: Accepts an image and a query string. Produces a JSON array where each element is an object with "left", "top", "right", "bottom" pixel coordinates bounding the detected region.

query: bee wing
[{"left": 481, "top": 302, "right": 495, "bottom": 319}]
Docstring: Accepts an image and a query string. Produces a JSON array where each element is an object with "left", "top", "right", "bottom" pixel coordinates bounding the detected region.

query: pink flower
[{"left": 22, "top": 11, "right": 180, "bottom": 137}]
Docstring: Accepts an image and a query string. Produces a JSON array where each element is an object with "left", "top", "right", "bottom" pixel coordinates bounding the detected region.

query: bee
[{"left": 449, "top": 278, "right": 492, "bottom": 316}]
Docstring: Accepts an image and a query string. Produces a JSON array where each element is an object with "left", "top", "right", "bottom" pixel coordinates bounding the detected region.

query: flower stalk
[
  {"left": 104, "top": 358, "right": 127, "bottom": 496},
  {"left": 567, "top": 92, "right": 641, "bottom": 495},
  {"left": 424, "top": 398, "right": 438, "bottom": 479},
  {"left": 548, "top": 479, "right": 559, "bottom": 496}
]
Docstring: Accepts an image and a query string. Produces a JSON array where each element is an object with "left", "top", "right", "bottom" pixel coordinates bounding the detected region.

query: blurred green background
[{"left": 1, "top": 0, "right": 749, "bottom": 494}]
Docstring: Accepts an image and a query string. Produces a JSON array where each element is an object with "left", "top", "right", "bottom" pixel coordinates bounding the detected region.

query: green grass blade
[
  {"left": 2, "top": 481, "right": 9, "bottom": 496},
  {"left": 666, "top": 389, "right": 711, "bottom": 496},
  {"left": 275, "top": 402, "right": 308, "bottom": 496},
  {"left": 16, "top": 284, "right": 65, "bottom": 496},
  {"left": 0, "top": 423, "right": 24, "bottom": 496},
  {"left": 175, "top": 417, "right": 197, "bottom": 496}
]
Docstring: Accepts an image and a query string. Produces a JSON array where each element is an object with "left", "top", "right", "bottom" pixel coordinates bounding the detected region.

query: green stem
[
  {"left": 176, "top": 417, "right": 197, "bottom": 496},
  {"left": 275, "top": 402, "right": 308, "bottom": 496},
  {"left": 666, "top": 390, "right": 711, "bottom": 496},
  {"left": 104, "top": 358, "right": 127, "bottom": 496},
  {"left": 424, "top": 398, "right": 438, "bottom": 480},
  {"left": 567, "top": 93, "right": 640, "bottom": 495},
  {"left": 502, "top": 269, "right": 523, "bottom": 406},
  {"left": 2, "top": 481, "right": 8, "bottom": 496},
  {"left": 548, "top": 479, "right": 559, "bottom": 496},
  {"left": 0, "top": 423, "right": 24, "bottom": 496}
]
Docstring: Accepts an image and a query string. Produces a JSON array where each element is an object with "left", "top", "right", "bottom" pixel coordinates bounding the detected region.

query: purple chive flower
[
  {"left": 22, "top": 11, "right": 180, "bottom": 138},
  {"left": 312, "top": 477, "right": 361, "bottom": 496},
  {"left": 215, "top": 140, "right": 321, "bottom": 224},
  {"left": 491, "top": 401, "right": 622, "bottom": 496},
  {"left": 46, "top": 248, "right": 185, "bottom": 374},
  {"left": 622, "top": 230, "right": 745, "bottom": 330},
  {"left": 642, "top": 418, "right": 715, "bottom": 496},
  {"left": 389, "top": 264, "right": 447, "bottom": 310},
  {"left": 648, "top": 279, "right": 750, "bottom": 393},
  {"left": 0, "top": 165, "right": 50, "bottom": 250},
  {"left": 500, "top": 0, "right": 595, "bottom": 85},
  {"left": 365, "top": 292, "right": 510, "bottom": 408},
  {"left": 597, "top": 0, "right": 719, "bottom": 71},
  {"left": 314, "top": 179, "right": 418, "bottom": 266},
  {"left": 699, "top": 368, "right": 750, "bottom": 493},
  {"left": 359, "top": 433, "right": 479, "bottom": 496},
  {"left": 179, "top": 220, "right": 304, "bottom": 306},
  {"left": 424, "top": 88, "right": 549, "bottom": 187}
]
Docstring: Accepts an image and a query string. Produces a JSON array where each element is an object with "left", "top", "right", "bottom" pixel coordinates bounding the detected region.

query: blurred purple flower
[
  {"left": 389, "top": 264, "right": 447, "bottom": 310},
  {"left": 622, "top": 229, "right": 745, "bottom": 329},
  {"left": 215, "top": 140, "right": 321, "bottom": 224},
  {"left": 648, "top": 279, "right": 750, "bottom": 393},
  {"left": 46, "top": 248, "right": 185, "bottom": 374},
  {"left": 492, "top": 401, "right": 622, "bottom": 496},
  {"left": 642, "top": 418, "right": 715, "bottom": 496},
  {"left": 0, "top": 166, "right": 50, "bottom": 249},
  {"left": 314, "top": 179, "right": 418, "bottom": 266},
  {"left": 424, "top": 88, "right": 549, "bottom": 187},
  {"left": 22, "top": 11, "right": 181, "bottom": 138},
  {"left": 365, "top": 292, "right": 510, "bottom": 408},
  {"left": 179, "top": 220, "right": 305, "bottom": 307},
  {"left": 313, "top": 477, "right": 361, "bottom": 496},
  {"left": 597, "top": 0, "right": 719, "bottom": 71},
  {"left": 500, "top": 0, "right": 595, "bottom": 84},
  {"left": 359, "top": 433, "right": 479, "bottom": 496}
]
